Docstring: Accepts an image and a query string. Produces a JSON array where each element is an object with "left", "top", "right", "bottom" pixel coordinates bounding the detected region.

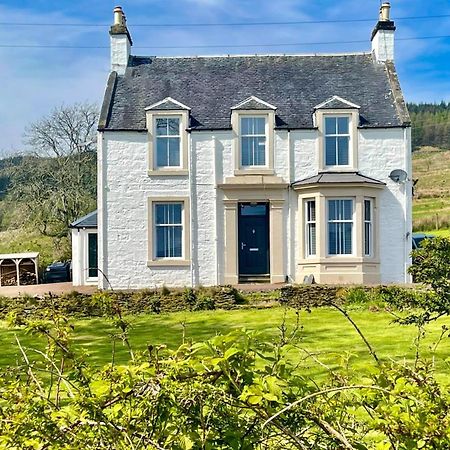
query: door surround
[{"left": 222, "top": 188, "right": 286, "bottom": 285}]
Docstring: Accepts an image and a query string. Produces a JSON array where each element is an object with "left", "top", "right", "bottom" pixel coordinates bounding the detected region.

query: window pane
[
  {"left": 172, "top": 226, "right": 182, "bottom": 257},
  {"left": 342, "top": 199, "right": 353, "bottom": 220},
  {"left": 365, "top": 223, "right": 371, "bottom": 255},
  {"left": 308, "top": 201, "right": 316, "bottom": 222},
  {"left": 241, "top": 137, "right": 252, "bottom": 165},
  {"left": 338, "top": 117, "right": 349, "bottom": 134},
  {"left": 88, "top": 233, "right": 98, "bottom": 278},
  {"left": 155, "top": 203, "right": 182, "bottom": 225},
  {"left": 240, "top": 204, "right": 267, "bottom": 216},
  {"left": 156, "top": 227, "right": 167, "bottom": 257},
  {"left": 328, "top": 200, "right": 337, "bottom": 221},
  {"left": 253, "top": 117, "right": 266, "bottom": 134},
  {"left": 337, "top": 137, "right": 349, "bottom": 165},
  {"left": 156, "top": 138, "right": 168, "bottom": 166},
  {"left": 167, "top": 118, "right": 180, "bottom": 136},
  {"left": 254, "top": 137, "right": 266, "bottom": 165},
  {"left": 329, "top": 223, "right": 338, "bottom": 255},
  {"left": 364, "top": 199, "right": 371, "bottom": 221},
  {"left": 156, "top": 118, "right": 168, "bottom": 136},
  {"left": 325, "top": 137, "right": 336, "bottom": 166},
  {"left": 308, "top": 223, "right": 316, "bottom": 256},
  {"left": 241, "top": 117, "right": 252, "bottom": 135},
  {"left": 343, "top": 223, "right": 352, "bottom": 254},
  {"left": 168, "top": 138, "right": 180, "bottom": 166},
  {"left": 325, "top": 117, "right": 336, "bottom": 135}
]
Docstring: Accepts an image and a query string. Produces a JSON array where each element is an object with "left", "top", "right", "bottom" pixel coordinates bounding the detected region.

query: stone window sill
[
  {"left": 147, "top": 259, "right": 191, "bottom": 267},
  {"left": 148, "top": 169, "right": 189, "bottom": 176},
  {"left": 234, "top": 168, "right": 275, "bottom": 176}
]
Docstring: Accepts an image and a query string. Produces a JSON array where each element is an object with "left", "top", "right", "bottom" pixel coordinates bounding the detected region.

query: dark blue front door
[{"left": 238, "top": 203, "right": 270, "bottom": 276}]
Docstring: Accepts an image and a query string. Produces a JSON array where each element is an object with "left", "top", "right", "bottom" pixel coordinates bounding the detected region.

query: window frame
[
  {"left": 305, "top": 199, "right": 317, "bottom": 257},
  {"left": 315, "top": 109, "right": 359, "bottom": 172},
  {"left": 153, "top": 202, "right": 184, "bottom": 260},
  {"left": 239, "top": 115, "right": 268, "bottom": 168},
  {"left": 146, "top": 110, "right": 189, "bottom": 176},
  {"left": 147, "top": 197, "right": 191, "bottom": 267},
  {"left": 231, "top": 109, "right": 275, "bottom": 175},
  {"left": 327, "top": 198, "right": 355, "bottom": 256},
  {"left": 154, "top": 116, "right": 182, "bottom": 169},
  {"left": 324, "top": 115, "right": 351, "bottom": 168}
]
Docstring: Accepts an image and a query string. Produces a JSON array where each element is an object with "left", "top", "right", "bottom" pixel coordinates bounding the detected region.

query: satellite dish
[{"left": 389, "top": 169, "right": 408, "bottom": 183}]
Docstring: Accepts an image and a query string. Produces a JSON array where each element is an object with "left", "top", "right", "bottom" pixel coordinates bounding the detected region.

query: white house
[{"left": 72, "top": 3, "right": 412, "bottom": 289}]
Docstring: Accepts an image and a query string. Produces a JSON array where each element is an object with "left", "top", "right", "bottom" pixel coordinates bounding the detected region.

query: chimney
[
  {"left": 110, "top": 6, "right": 133, "bottom": 75},
  {"left": 371, "top": 2, "right": 396, "bottom": 62}
]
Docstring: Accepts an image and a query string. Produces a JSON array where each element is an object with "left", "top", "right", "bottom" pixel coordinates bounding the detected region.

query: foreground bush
[{"left": 1, "top": 297, "right": 450, "bottom": 449}]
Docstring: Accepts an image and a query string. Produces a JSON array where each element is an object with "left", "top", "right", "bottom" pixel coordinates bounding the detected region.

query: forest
[{"left": 408, "top": 101, "right": 450, "bottom": 150}]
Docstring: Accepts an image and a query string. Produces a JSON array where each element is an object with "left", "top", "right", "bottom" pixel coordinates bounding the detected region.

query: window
[
  {"left": 155, "top": 117, "right": 181, "bottom": 168},
  {"left": 305, "top": 200, "right": 316, "bottom": 257},
  {"left": 364, "top": 199, "right": 373, "bottom": 256},
  {"left": 325, "top": 116, "right": 350, "bottom": 166},
  {"left": 87, "top": 233, "right": 98, "bottom": 278},
  {"left": 240, "top": 116, "right": 266, "bottom": 166},
  {"left": 154, "top": 203, "right": 183, "bottom": 258},
  {"left": 328, "top": 199, "right": 353, "bottom": 255}
]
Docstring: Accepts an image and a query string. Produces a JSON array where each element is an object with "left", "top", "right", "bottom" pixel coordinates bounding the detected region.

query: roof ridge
[{"left": 130, "top": 52, "right": 371, "bottom": 60}]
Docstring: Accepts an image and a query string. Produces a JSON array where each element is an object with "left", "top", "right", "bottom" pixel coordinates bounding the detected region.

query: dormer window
[
  {"left": 231, "top": 96, "right": 276, "bottom": 175},
  {"left": 240, "top": 116, "right": 267, "bottom": 167},
  {"left": 324, "top": 116, "right": 350, "bottom": 167},
  {"left": 145, "top": 97, "right": 190, "bottom": 176},
  {"left": 155, "top": 116, "right": 181, "bottom": 168},
  {"left": 314, "top": 96, "right": 360, "bottom": 171}
]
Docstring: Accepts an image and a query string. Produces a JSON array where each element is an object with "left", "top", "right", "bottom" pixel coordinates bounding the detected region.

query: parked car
[
  {"left": 44, "top": 260, "right": 72, "bottom": 283},
  {"left": 412, "top": 233, "right": 435, "bottom": 250}
]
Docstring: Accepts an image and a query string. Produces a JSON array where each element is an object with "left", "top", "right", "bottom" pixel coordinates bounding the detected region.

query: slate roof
[
  {"left": 99, "top": 53, "right": 410, "bottom": 131},
  {"left": 70, "top": 210, "right": 98, "bottom": 229},
  {"left": 292, "top": 172, "right": 385, "bottom": 187}
]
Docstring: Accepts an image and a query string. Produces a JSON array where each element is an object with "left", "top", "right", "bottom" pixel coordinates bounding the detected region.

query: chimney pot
[
  {"left": 113, "top": 6, "right": 124, "bottom": 26},
  {"left": 380, "top": 2, "right": 391, "bottom": 21}
]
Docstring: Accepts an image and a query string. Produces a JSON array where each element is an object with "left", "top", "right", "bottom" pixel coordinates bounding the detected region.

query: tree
[{"left": 8, "top": 103, "right": 98, "bottom": 237}]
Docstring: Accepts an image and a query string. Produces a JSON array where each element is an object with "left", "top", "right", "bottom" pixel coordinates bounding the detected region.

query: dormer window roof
[
  {"left": 145, "top": 97, "right": 191, "bottom": 111},
  {"left": 231, "top": 96, "right": 277, "bottom": 111},
  {"left": 314, "top": 96, "right": 361, "bottom": 111}
]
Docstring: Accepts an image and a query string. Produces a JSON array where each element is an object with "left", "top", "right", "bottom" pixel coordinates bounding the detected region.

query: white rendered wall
[
  {"left": 99, "top": 125, "right": 411, "bottom": 289},
  {"left": 358, "top": 128, "right": 412, "bottom": 283},
  {"left": 101, "top": 132, "right": 191, "bottom": 289},
  {"left": 71, "top": 229, "right": 98, "bottom": 286}
]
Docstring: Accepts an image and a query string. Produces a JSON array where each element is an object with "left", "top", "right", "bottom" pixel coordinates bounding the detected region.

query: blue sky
[{"left": 1, "top": 0, "right": 449, "bottom": 152}]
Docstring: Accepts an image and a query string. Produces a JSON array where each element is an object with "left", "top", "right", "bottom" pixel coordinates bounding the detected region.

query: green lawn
[{"left": 1, "top": 307, "right": 450, "bottom": 384}]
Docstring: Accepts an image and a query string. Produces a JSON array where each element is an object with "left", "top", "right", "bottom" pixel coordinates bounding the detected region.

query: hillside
[
  {"left": 408, "top": 102, "right": 450, "bottom": 150},
  {"left": 412, "top": 147, "right": 450, "bottom": 232}
]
